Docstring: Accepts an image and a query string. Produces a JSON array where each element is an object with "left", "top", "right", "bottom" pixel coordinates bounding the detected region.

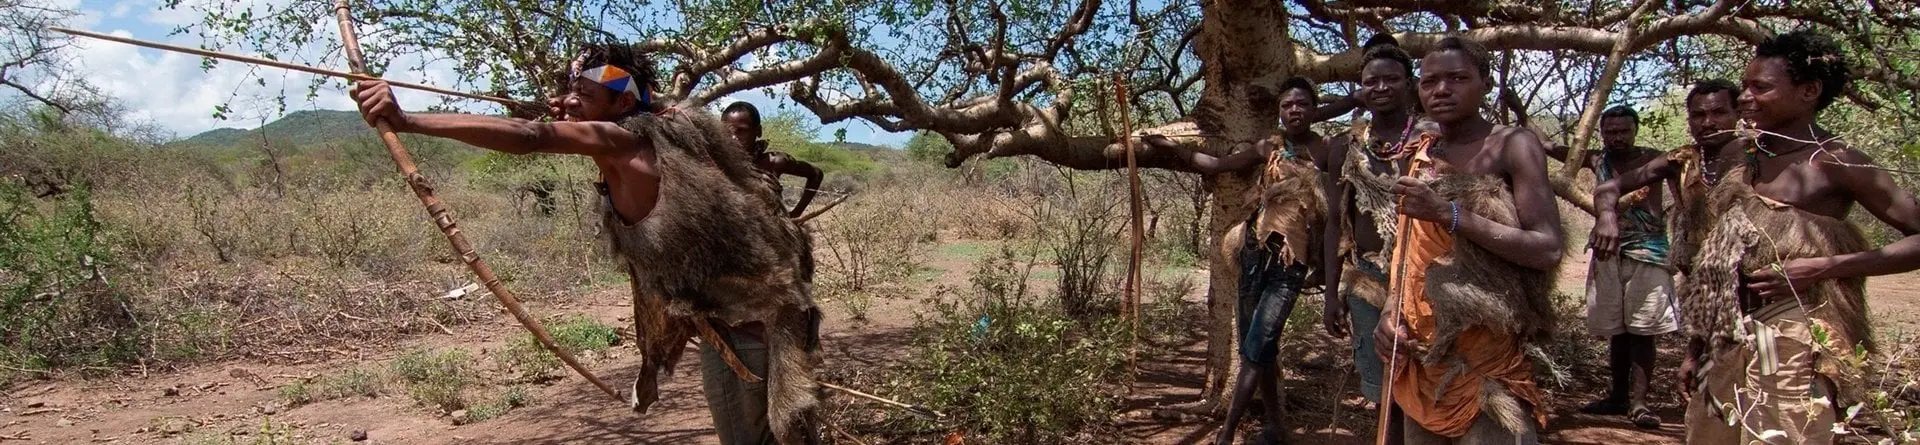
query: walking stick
[{"left": 330, "top": 0, "right": 622, "bottom": 403}]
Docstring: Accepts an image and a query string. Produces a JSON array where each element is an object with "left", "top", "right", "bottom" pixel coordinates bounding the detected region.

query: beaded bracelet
[{"left": 1448, "top": 201, "right": 1460, "bottom": 234}]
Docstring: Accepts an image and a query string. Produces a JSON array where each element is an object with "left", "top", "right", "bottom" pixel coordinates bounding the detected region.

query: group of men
[
  {"left": 338, "top": 23, "right": 1920, "bottom": 445},
  {"left": 1202, "top": 30, "right": 1920, "bottom": 445}
]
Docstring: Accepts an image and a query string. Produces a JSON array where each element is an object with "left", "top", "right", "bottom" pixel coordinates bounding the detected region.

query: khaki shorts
[
  {"left": 1585, "top": 256, "right": 1678, "bottom": 336},
  {"left": 1684, "top": 303, "right": 1837, "bottom": 445}
]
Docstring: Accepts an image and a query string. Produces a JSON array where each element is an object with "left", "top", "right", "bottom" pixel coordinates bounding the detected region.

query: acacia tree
[{"left": 182, "top": 0, "right": 1920, "bottom": 407}]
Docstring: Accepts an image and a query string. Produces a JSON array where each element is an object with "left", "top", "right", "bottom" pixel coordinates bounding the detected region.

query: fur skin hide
[
  {"left": 1220, "top": 156, "right": 1327, "bottom": 271},
  {"left": 608, "top": 107, "right": 821, "bottom": 445},
  {"left": 1681, "top": 164, "right": 1872, "bottom": 358},
  {"left": 1417, "top": 174, "right": 1560, "bottom": 365}
]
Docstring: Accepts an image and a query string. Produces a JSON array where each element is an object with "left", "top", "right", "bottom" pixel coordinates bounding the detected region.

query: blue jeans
[
  {"left": 1237, "top": 263, "right": 1306, "bottom": 365},
  {"left": 1348, "top": 296, "right": 1384, "bottom": 403},
  {"left": 1347, "top": 258, "right": 1388, "bottom": 403}
]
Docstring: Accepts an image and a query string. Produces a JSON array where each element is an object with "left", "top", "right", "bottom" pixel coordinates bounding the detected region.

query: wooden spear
[
  {"left": 47, "top": 26, "right": 521, "bottom": 106},
  {"left": 329, "top": 0, "right": 622, "bottom": 403}
]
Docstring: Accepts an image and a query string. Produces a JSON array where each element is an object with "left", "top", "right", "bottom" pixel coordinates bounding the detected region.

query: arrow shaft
[{"left": 48, "top": 26, "right": 518, "bottom": 106}]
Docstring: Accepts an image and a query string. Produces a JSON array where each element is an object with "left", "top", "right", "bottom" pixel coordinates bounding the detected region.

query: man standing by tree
[
  {"left": 1173, "top": 76, "right": 1335, "bottom": 445},
  {"left": 722, "top": 102, "right": 824, "bottom": 218},
  {"left": 1377, "top": 36, "right": 1563, "bottom": 444},
  {"left": 1323, "top": 34, "right": 1423, "bottom": 411},
  {"left": 352, "top": 43, "right": 819, "bottom": 445},
  {"left": 1557, "top": 106, "right": 1677, "bottom": 429},
  {"left": 1675, "top": 30, "right": 1920, "bottom": 444}
]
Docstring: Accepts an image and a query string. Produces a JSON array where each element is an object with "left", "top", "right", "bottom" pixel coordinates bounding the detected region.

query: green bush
[
  {"left": 497, "top": 316, "right": 619, "bottom": 379},
  {"left": 883, "top": 245, "right": 1130, "bottom": 444},
  {"left": 391, "top": 348, "right": 478, "bottom": 412},
  {"left": 467, "top": 385, "right": 534, "bottom": 423},
  {"left": 0, "top": 182, "right": 141, "bottom": 387},
  {"left": 281, "top": 367, "right": 385, "bottom": 406}
]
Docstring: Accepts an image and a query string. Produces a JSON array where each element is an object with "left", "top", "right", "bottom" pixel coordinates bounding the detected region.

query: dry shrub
[
  {"left": 1030, "top": 171, "right": 1127, "bottom": 317},
  {"left": 444, "top": 179, "right": 615, "bottom": 297},
  {"left": 814, "top": 187, "right": 935, "bottom": 319},
  {"left": 133, "top": 262, "right": 487, "bottom": 365},
  {"left": 293, "top": 182, "right": 432, "bottom": 275}
]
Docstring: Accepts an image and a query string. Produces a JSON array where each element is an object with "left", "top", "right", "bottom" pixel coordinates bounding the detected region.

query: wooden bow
[{"left": 330, "top": 0, "right": 621, "bottom": 403}]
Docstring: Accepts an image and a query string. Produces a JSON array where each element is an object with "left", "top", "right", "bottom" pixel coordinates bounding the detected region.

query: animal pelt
[
  {"left": 1340, "top": 140, "right": 1401, "bottom": 263},
  {"left": 1681, "top": 164, "right": 1872, "bottom": 358},
  {"left": 1665, "top": 146, "right": 1717, "bottom": 274},
  {"left": 1336, "top": 144, "right": 1403, "bottom": 307},
  {"left": 1341, "top": 263, "right": 1390, "bottom": 307},
  {"left": 1220, "top": 157, "right": 1327, "bottom": 271},
  {"left": 1478, "top": 377, "right": 1533, "bottom": 437},
  {"left": 608, "top": 107, "right": 821, "bottom": 444},
  {"left": 1417, "top": 174, "right": 1560, "bottom": 365}
]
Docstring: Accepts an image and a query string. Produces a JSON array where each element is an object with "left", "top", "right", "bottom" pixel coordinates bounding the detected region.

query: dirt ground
[{"left": 6, "top": 241, "right": 1920, "bottom": 444}]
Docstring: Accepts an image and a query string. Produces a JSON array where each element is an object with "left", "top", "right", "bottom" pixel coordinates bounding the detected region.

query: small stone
[
  {"left": 159, "top": 419, "right": 191, "bottom": 435},
  {"left": 350, "top": 430, "right": 369, "bottom": 441},
  {"left": 449, "top": 410, "right": 470, "bottom": 426},
  {"left": 56, "top": 418, "right": 75, "bottom": 427},
  {"left": 260, "top": 405, "right": 278, "bottom": 415}
]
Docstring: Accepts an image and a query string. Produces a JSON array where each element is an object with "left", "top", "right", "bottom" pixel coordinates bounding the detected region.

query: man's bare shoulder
[{"left": 1812, "top": 141, "right": 1874, "bottom": 175}]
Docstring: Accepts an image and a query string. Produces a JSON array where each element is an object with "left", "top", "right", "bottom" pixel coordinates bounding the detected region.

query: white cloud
[
  {"left": 108, "top": 1, "right": 132, "bottom": 18},
  {"left": 63, "top": 19, "right": 477, "bottom": 139}
]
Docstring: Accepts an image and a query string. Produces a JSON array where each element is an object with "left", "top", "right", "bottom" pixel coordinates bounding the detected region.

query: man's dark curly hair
[
  {"left": 1686, "top": 78, "right": 1740, "bottom": 107},
  {"left": 1362, "top": 33, "right": 1415, "bottom": 79},
  {"left": 1279, "top": 76, "right": 1319, "bottom": 104},
  {"left": 1431, "top": 35, "right": 1492, "bottom": 80},
  {"left": 1754, "top": 30, "right": 1851, "bottom": 111}
]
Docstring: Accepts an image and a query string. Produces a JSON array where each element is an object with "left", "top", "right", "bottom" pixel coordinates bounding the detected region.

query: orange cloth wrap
[{"left": 1385, "top": 150, "right": 1548, "bottom": 438}]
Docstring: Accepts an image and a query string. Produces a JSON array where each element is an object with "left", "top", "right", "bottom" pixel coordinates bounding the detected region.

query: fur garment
[
  {"left": 607, "top": 107, "right": 821, "bottom": 445},
  {"left": 1681, "top": 163, "right": 1872, "bottom": 358},
  {"left": 1416, "top": 174, "right": 1560, "bottom": 365}
]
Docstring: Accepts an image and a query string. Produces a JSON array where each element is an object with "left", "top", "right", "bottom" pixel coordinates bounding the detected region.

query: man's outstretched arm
[
  {"left": 778, "top": 155, "right": 825, "bottom": 218},
  {"left": 353, "top": 80, "right": 640, "bottom": 157}
]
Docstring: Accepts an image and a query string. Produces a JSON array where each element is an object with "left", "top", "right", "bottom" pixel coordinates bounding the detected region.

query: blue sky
[{"left": 51, "top": 0, "right": 915, "bottom": 147}]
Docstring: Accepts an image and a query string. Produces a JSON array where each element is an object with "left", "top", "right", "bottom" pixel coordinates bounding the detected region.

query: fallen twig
[
  {"left": 19, "top": 408, "right": 61, "bottom": 416},
  {"left": 826, "top": 421, "right": 873, "bottom": 445},
  {"left": 0, "top": 431, "right": 29, "bottom": 441},
  {"left": 421, "top": 316, "right": 456, "bottom": 335},
  {"left": 0, "top": 364, "right": 49, "bottom": 375},
  {"left": 264, "top": 348, "right": 350, "bottom": 358},
  {"left": 439, "top": 282, "right": 480, "bottom": 300}
]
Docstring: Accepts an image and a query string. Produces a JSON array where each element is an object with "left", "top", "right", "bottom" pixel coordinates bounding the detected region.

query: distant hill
[
  {"left": 169, "top": 109, "right": 904, "bottom": 155},
  {"left": 828, "top": 141, "right": 892, "bottom": 152},
  {"left": 166, "top": 110, "right": 373, "bottom": 149}
]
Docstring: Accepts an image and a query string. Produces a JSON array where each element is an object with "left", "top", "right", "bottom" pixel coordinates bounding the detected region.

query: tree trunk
[{"left": 1188, "top": 0, "right": 1294, "bottom": 411}]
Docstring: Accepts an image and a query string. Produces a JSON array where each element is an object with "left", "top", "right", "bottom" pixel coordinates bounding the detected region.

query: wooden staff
[
  {"left": 330, "top": 0, "right": 621, "bottom": 403},
  {"left": 47, "top": 26, "right": 520, "bottom": 106},
  {"left": 1116, "top": 74, "right": 1145, "bottom": 368}
]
